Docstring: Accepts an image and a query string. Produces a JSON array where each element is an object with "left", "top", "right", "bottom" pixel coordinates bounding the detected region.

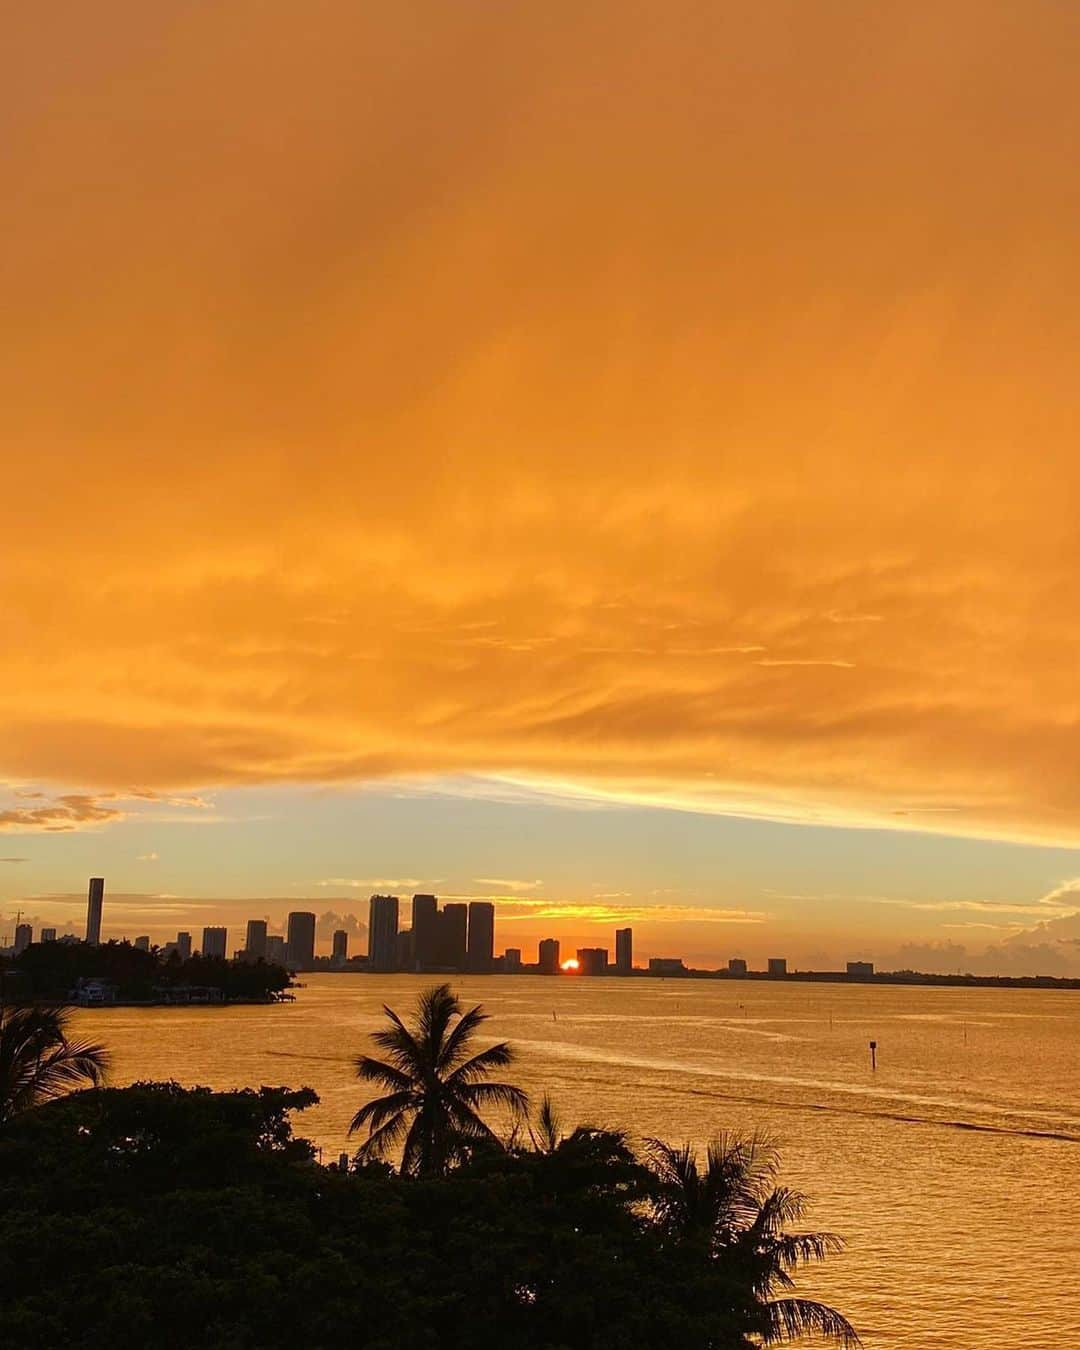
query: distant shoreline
[{"left": 301, "top": 967, "right": 1080, "bottom": 991}]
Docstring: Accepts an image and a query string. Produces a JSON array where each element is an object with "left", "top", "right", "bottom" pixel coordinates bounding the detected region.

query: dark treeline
[
  {"left": 0, "top": 987, "right": 859, "bottom": 1349},
  {"left": 5, "top": 940, "right": 290, "bottom": 1002}
]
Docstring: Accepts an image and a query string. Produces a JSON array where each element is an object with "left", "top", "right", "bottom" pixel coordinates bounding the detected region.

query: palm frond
[
  {"left": 446, "top": 1040, "right": 516, "bottom": 1085},
  {"left": 436, "top": 1003, "right": 488, "bottom": 1072},
  {"left": 763, "top": 1297, "right": 861, "bottom": 1347}
]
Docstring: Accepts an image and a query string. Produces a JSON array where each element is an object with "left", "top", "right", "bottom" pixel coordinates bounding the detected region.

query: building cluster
[{"left": 1, "top": 877, "right": 882, "bottom": 980}]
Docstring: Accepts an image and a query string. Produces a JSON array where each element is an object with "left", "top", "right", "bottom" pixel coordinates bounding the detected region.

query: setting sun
[{"left": 560, "top": 958, "right": 579, "bottom": 972}]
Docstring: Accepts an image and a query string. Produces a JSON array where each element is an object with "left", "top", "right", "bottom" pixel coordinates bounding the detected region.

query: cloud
[
  {"left": 0, "top": 794, "right": 125, "bottom": 833},
  {"left": 137, "top": 852, "right": 159, "bottom": 861},
  {"left": 0, "top": 857, "right": 28, "bottom": 863},
  {"left": 314, "top": 878, "right": 438, "bottom": 891},
  {"left": 2, "top": 4, "right": 1080, "bottom": 851},
  {"left": 473, "top": 878, "right": 543, "bottom": 893},
  {"left": 315, "top": 910, "right": 368, "bottom": 940}
]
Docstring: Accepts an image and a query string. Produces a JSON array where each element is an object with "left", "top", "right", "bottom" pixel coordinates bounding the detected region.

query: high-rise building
[
  {"left": 576, "top": 947, "right": 608, "bottom": 976},
  {"left": 332, "top": 929, "right": 348, "bottom": 964},
  {"left": 411, "top": 894, "right": 438, "bottom": 970},
  {"left": 437, "top": 903, "right": 468, "bottom": 970},
  {"left": 265, "top": 934, "right": 286, "bottom": 964},
  {"left": 767, "top": 958, "right": 788, "bottom": 977},
  {"left": 466, "top": 901, "right": 495, "bottom": 973},
  {"left": 245, "top": 919, "right": 268, "bottom": 960},
  {"left": 728, "top": 957, "right": 748, "bottom": 976},
  {"left": 41, "top": 928, "right": 57, "bottom": 943},
  {"left": 538, "top": 938, "right": 560, "bottom": 974},
  {"left": 86, "top": 877, "right": 104, "bottom": 945},
  {"left": 176, "top": 931, "right": 193, "bottom": 961},
  {"left": 396, "top": 927, "right": 415, "bottom": 971},
  {"left": 846, "top": 961, "right": 874, "bottom": 977},
  {"left": 368, "top": 895, "right": 399, "bottom": 971},
  {"left": 504, "top": 947, "right": 522, "bottom": 972},
  {"left": 201, "top": 926, "right": 227, "bottom": 959},
  {"left": 648, "top": 957, "right": 686, "bottom": 976},
  {"left": 286, "top": 912, "right": 316, "bottom": 969},
  {"left": 14, "top": 923, "right": 32, "bottom": 954},
  {"left": 134, "top": 935, "right": 150, "bottom": 952},
  {"left": 615, "top": 927, "right": 633, "bottom": 975}
]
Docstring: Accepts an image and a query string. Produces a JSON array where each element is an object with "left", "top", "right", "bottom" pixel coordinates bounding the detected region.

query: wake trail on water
[{"left": 678, "top": 1084, "right": 1080, "bottom": 1143}]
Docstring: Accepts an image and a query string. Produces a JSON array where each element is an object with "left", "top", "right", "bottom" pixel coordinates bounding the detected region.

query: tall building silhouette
[
  {"left": 265, "top": 934, "right": 286, "bottom": 964},
  {"left": 615, "top": 927, "right": 633, "bottom": 974},
  {"left": 134, "top": 935, "right": 150, "bottom": 952},
  {"left": 14, "top": 922, "right": 32, "bottom": 954},
  {"left": 245, "top": 919, "right": 268, "bottom": 959},
  {"left": 368, "top": 895, "right": 399, "bottom": 970},
  {"left": 41, "top": 928, "right": 57, "bottom": 943},
  {"left": 767, "top": 957, "right": 788, "bottom": 977},
  {"left": 538, "top": 937, "right": 560, "bottom": 974},
  {"left": 504, "top": 947, "right": 522, "bottom": 972},
  {"left": 332, "top": 929, "right": 348, "bottom": 964},
  {"left": 437, "top": 903, "right": 467, "bottom": 970},
  {"left": 201, "top": 926, "right": 227, "bottom": 959},
  {"left": 176, "top": 931, "right": 192, "bottom": 961},
  {"left": 576, "top": 947, "right": 608, "bottom": 976},
  {"left": 85, "top": 877, "right": 104, "bottom": 945},
  {"left": 466, "top": 901, "right": 495, "bottom": 973},
  {"left": 286, "top": 912, "right": 316, "bottom": 968},
  {"left": 411, "top": 894, "right": 438, "bottom": 970}
]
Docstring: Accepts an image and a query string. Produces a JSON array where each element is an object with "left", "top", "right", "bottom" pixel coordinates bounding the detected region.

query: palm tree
[
  {"left": 350, "top": 983, "right": 528, "bottom": 1176},
  {"left": 0, "top": 1002, "right": 110, "bottom": 1125},
  {"left": 645, "top": 1132, "right": 860, "bottom": 1346}
]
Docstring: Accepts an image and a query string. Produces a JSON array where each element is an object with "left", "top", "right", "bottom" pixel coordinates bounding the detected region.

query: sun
[{"left": 560, "top": 958, "right": 579, "bottom": 972}]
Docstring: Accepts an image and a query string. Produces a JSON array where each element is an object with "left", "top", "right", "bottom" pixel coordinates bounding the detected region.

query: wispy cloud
[
  {"left": 314, "top": 877, "right": 439, "bottom": 891},
  {"left": 473, "top": 877, "right": 543, "bottom": 893},
  {"left": 0, "top": 794, "right": 124, "bottom": 833}
]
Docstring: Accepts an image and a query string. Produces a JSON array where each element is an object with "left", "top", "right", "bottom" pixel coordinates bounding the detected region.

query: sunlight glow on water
[{"left": 80, "top": 975, "right": 1080, "bottom": 1349}]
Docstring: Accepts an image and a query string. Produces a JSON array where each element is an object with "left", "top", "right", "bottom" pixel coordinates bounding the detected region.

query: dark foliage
[
  {"left": 12, "top": 940, "right": 289, "bottom": 1002},
  {"left": 0, "top": 1081, "right": 858, "bottom": 1350}
]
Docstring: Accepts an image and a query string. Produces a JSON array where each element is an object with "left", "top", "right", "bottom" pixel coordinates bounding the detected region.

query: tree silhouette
[
  {"left": 0, "top": 1002, "right": 109, "bottom": 1125},
  {"left": 350, "top": 983, "right": 527, "bottom": 1175},
  {"left": 645, "top": 1132, "right": 860, "bottom": 1346}
]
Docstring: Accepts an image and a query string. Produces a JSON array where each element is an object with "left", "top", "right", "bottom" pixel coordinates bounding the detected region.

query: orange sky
[{"left": 3, "top": 4, "right": 1080, "bottom": 970}]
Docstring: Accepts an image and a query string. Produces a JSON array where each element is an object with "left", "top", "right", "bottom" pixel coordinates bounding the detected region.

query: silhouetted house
[
  {"left": 71, "top": 978, "right": 117, "bottom": 1006},
  {"left": 368, "top": 895, "right": 400, "bottom": 971},
  {"left": 538, "top": 938, "right": 560, "bottom": 974},
  {"left": 648, "top": 957, "right": 686, "bottom": 977},
  {"left": 467, "top": 902, "right": 495, "bottom": 973}
]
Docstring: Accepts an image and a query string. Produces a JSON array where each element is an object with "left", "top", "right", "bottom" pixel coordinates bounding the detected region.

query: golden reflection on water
[{"left": 79, "top": 975, "right": 1080, "bottom": 1349}]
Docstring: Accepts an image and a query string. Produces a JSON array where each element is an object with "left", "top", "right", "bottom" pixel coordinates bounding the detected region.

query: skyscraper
[
  {"left": 538, "top": 938, "right": 560, "bottom": 974},
  {"left": 265, "top": 934, "right": 286, "bottom": 964},
  {"left": 504, "top": 947, "right": 522, "bottom": 972},
  {"left": 201, "top": 926, "right": 227, "bottom": 958},
  {"left": 411, "top": 894, "right": 438, "bottom": 970},
  {"left": 332, "top": 929, "right": 348, "bottom": 964},
  {"left": 176, "top": 931, "right": 193, "bottom": 961},
  {"left": 134, "top": 935, "right": 150, "bottom": 952},
  {"left": 41, "top": 928, "right": 57, "bottom": 943},
  {"left": 245, "top": 918, "right": 268, "bottom": 959},
  {"left": 368, "top": 895, "right": 399, "bottom": 970},
  {"left": 437, "top": 903, "right": 468, "bottom": 970},
  {"left": 466, "top": 901, "right": 495, "bottom": 973},
  {"left": 615, "top": 927, "right": 633, "bottom": 975},
  {"left": 14, "top": 923, "right": 32, "bottom": 954},
  {"left": 286, "top": 912, "right": 316, "bottom": 969},
  {"left": 85, "top": 877, "right": 104, "bottom": 945},
  {"left": 576, "top": 947, "right": 608, "bottom": 976}
]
